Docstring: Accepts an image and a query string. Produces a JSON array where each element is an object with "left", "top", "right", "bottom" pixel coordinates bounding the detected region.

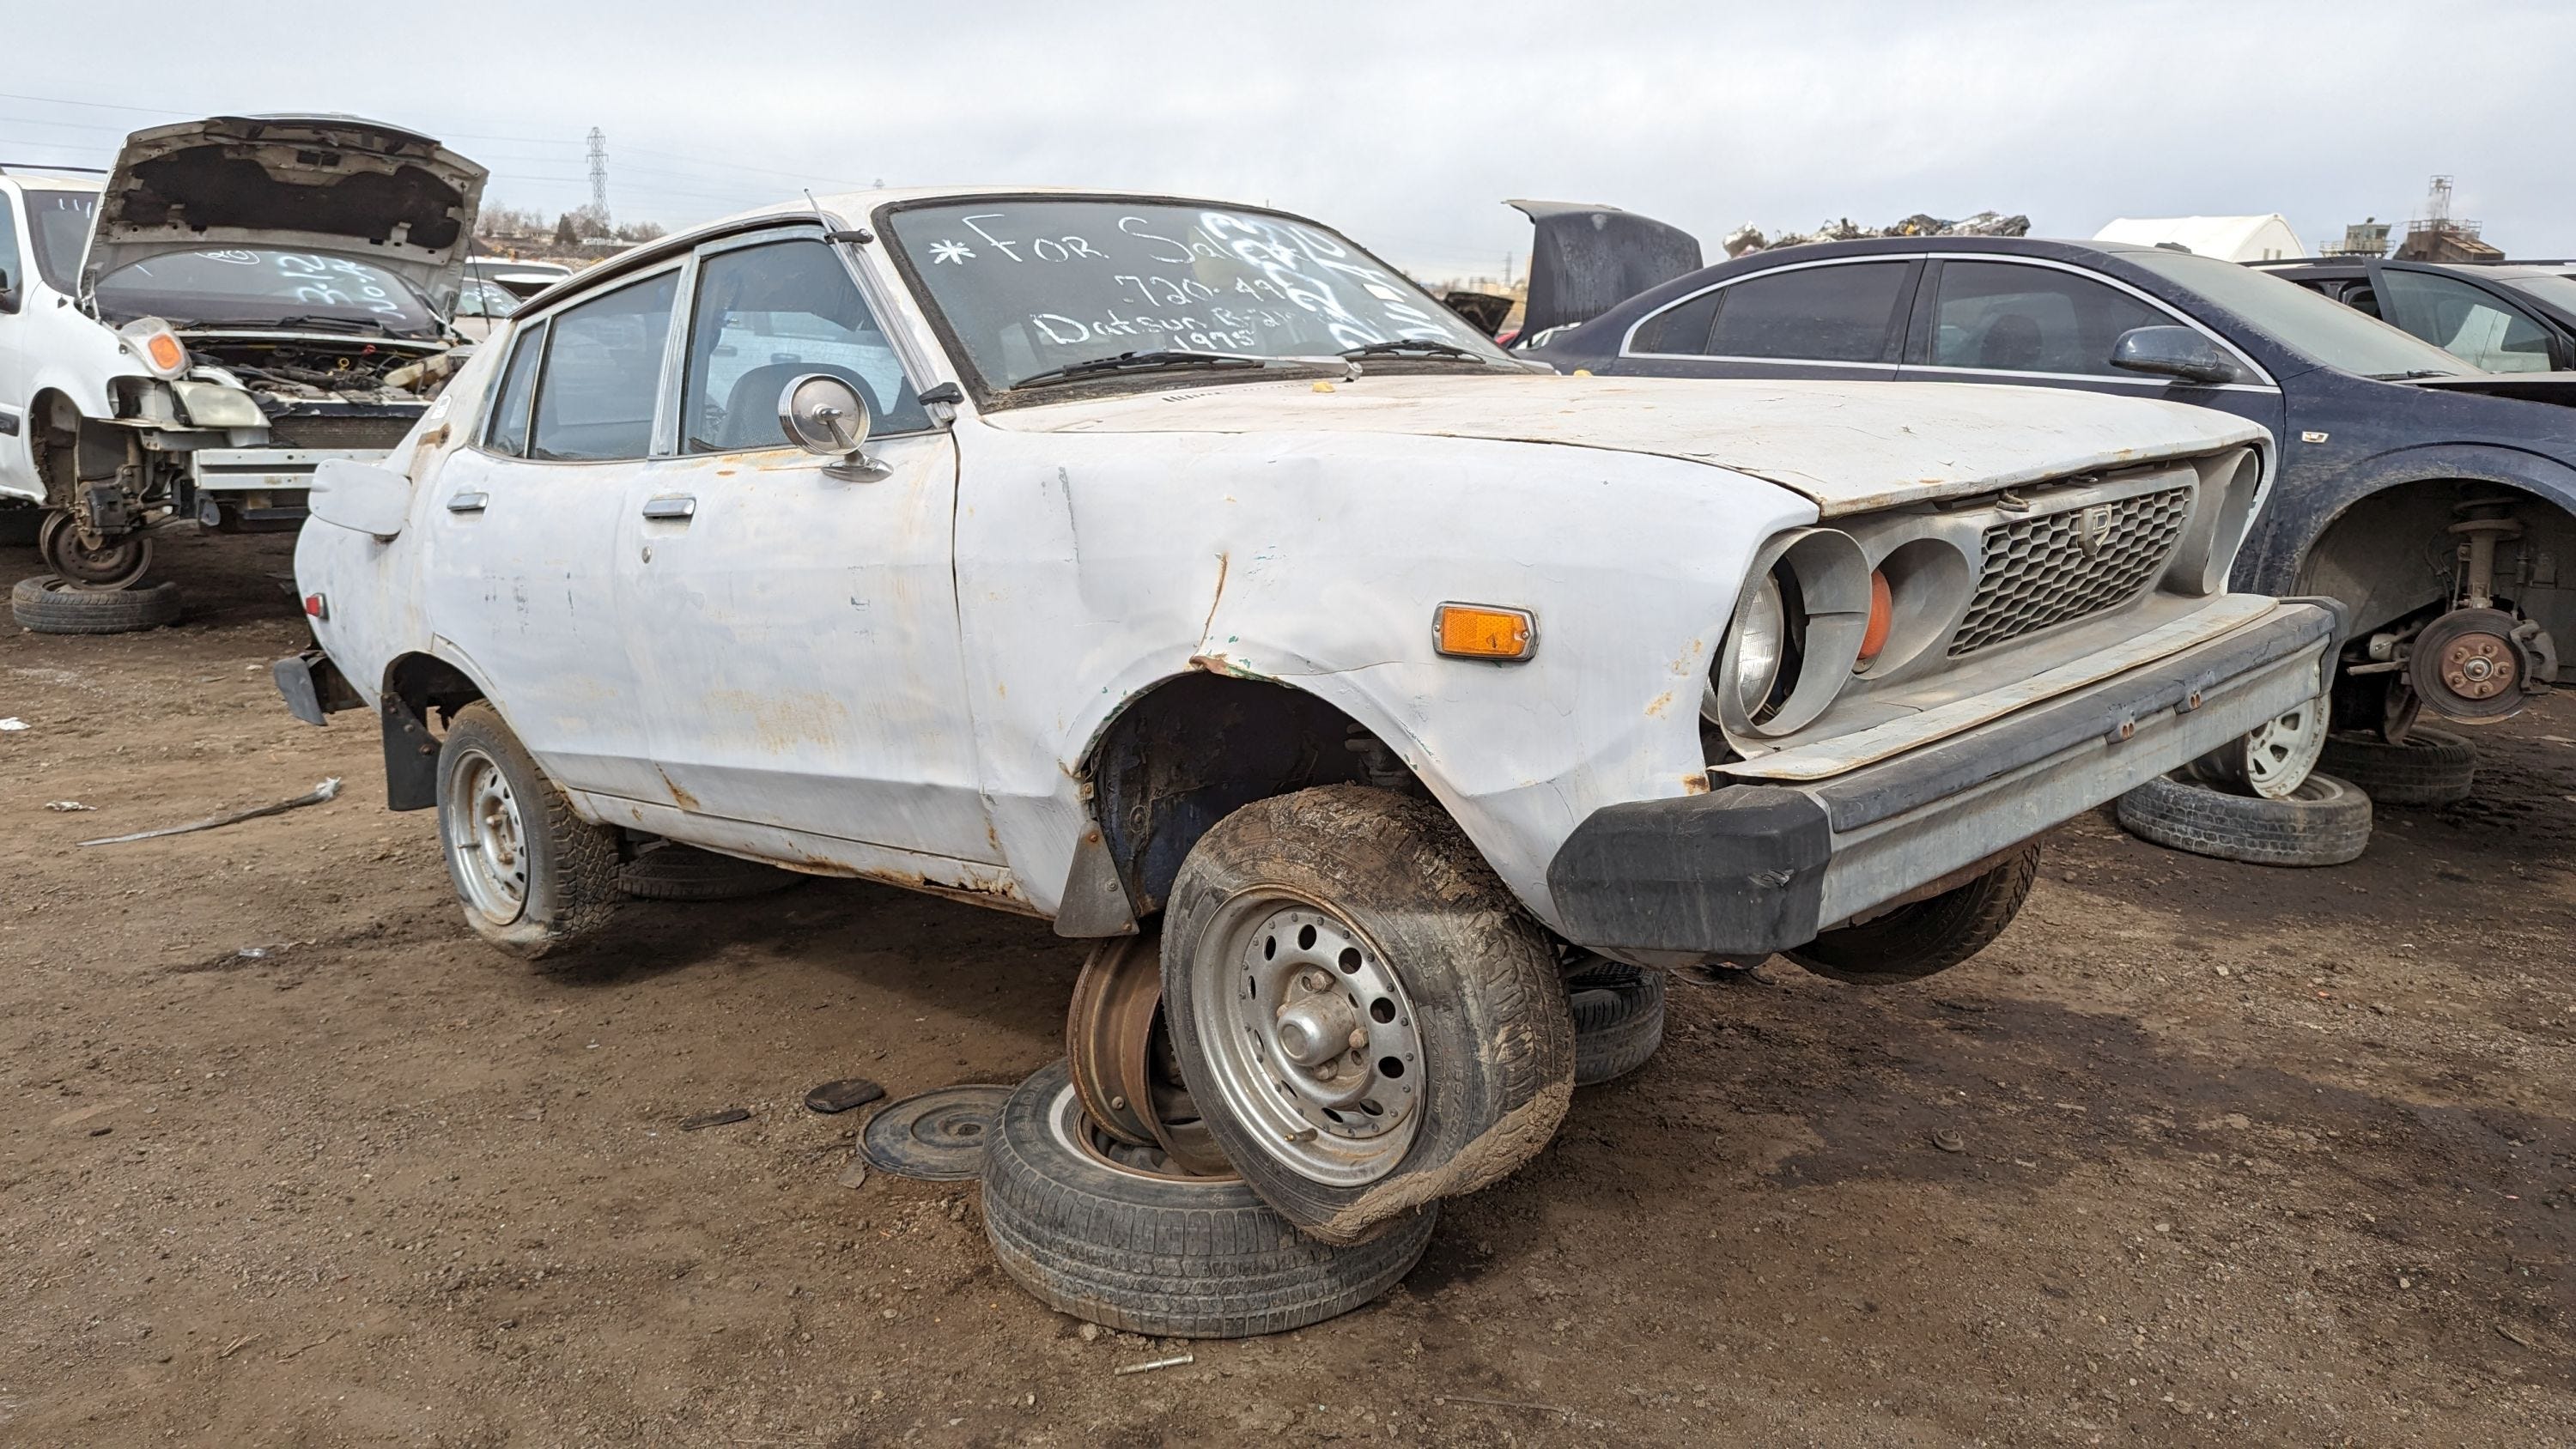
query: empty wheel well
[
  {"left": 379, "top": 653, "right": 486, "bottom": 811},
  {"left": 384, "top": 652, "right": 486, "bottom": 721},
  {"left": 1084, "top": 672, "right": 1390, "bottom": 915},
  {"left": 2297, "top": 478, "right": 2576, "bottom": 640}
]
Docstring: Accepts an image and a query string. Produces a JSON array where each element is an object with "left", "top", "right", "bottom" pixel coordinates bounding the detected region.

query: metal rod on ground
[{"left": 80, "top": 779, "right": 342, "bottom": 846}]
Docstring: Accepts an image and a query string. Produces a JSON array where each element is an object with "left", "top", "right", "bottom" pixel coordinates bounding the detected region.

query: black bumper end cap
[{"left": 1546, "top": 785, "right": 1831, "bottom": 957}]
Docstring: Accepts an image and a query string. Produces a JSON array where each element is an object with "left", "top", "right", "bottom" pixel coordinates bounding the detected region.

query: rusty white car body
[{"left": 280, "top": 186, "right": 2336, "bottom": 967}]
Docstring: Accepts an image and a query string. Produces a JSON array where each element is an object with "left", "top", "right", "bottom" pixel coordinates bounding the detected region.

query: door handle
[
  {"left": 640, "top": 494, "right": 697, "bottom": 520},
  {"left": 445, "top": 490, "right": 489, "bottom": 513}
]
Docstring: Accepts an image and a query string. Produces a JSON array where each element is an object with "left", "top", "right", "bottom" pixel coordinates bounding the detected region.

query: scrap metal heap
[{"left": 1724, "top": 209, "right": 2031, "bottom": 257}]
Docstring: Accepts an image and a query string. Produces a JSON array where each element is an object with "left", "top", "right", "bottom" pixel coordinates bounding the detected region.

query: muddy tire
[
  {"left": 435, "top": 701, "right": 622, "bottom": 958},
  {"left": 2115, "top": 772, "right": 2371, "bottom": 868},
  {"left": 617, "top": 844, "right": 803, "bottom": 901},
  {"left": 1162, "top": 785, "right": 1574, "bottom": 1246},
  {"left": 981, "top": 1062, "right": 1437, "bottom": 1338},
  {"left": 10, "top": 574, "right": 182, "bottom": 634},
  {"left": 1786, "top": 843, "right": 2040, "bottom": 985},
  {"left": 2317, "top": 729, "right": 2476, "bottom": 808},
  {"left": 1565, "top": 959, "right": 1665, "bottom": 1087}
]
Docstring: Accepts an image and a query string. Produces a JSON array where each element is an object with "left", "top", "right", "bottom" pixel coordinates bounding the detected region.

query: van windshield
[{"left": 92, "top": 248, "right": 440, "bottom": 336}]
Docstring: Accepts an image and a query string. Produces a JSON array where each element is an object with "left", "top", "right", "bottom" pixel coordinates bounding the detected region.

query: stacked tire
[{"left": 11, "top": 575, "right": 183, "bottom": 634}]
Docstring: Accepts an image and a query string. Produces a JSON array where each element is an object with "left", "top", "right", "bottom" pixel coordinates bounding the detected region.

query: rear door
[
  {"left": 0, "top": 185, "right": 31, "bottom": 496},
  {"left": 423, "top": 269, "right": 678, "bottom": 802},
  {"left": 611, "top": 228, "right": 996, "bottom": 864},
  {"left": 1895, "top": 256, "right": 2285, "bottom": 440},
  {"left": 1612, "top": 256, "right": 1920, "bottom": 380}
]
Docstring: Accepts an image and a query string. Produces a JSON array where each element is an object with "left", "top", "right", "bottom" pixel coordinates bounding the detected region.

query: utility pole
[{"left": 586, "top": 128, "right": 608, "bottom": 221}]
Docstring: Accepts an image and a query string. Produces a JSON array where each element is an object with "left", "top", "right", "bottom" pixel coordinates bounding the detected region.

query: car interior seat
[{"left": 712, "top": 361, "right": 878, "bottom": 451}]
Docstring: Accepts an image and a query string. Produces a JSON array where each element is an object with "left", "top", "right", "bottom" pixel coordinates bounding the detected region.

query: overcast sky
[{"left": 3, "top": 0, "right": 2566, "bottom": 279}]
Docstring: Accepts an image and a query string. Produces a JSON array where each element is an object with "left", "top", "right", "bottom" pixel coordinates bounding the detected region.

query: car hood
[
  {"left": 2406, "top": 372, "right": 2576, "bottom": 410},
  {"left": 86, "top": 114, "right": 488, "bottom": 312},
  {"left": 989, "top": 373, "right": 2266, "bottom": 514}
]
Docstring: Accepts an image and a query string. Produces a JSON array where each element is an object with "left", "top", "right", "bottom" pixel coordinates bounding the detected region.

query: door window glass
[
  {"left": 0, "top": 193, "right": 21, "bottom": 300},
  {"left": 1704, "top": 263, "right": 1911, "bottom": 362},
  {"left": 530, "top": 271, "right": 677, "bottom": 462},
  {"left": 2379, "top": 270, "right": 2555, "bottom": 373},
  {"left": 1929, "top": 262, "right": 2171, "bottom": 377},
  {"left": 483, "top": 319, "right": 546, "bottom": 458},
  {"left": 682, "top": 239, "right": 927, "bottom": 452},
  {"left": 1628, "top": 288, "right": 1720, "bottom": 355}
]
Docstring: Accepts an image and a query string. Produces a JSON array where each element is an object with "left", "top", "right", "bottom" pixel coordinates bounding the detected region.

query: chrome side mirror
[
  {"left": 778, "top": 373, "right": 889, "bottom": 482},
  {"left": 2110, "top": 325, "right": 2242, "bottom": 385}
]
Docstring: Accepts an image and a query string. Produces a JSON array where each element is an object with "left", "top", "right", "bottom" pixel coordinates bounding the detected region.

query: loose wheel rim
[
  {"left": 1043, "top": 1081, "right": 1240, "bottom": 1185},
  {"left": 445, "top": 748, "right": 530, "bottom": 925},
  {"left": 37, "top": 512, "right": 152, "bottom": 590},
  {"left": 1066, "top": 931, "right": 1231, "bottom": 1174},
  {"left": 2240, "top": 695, "right": 2327, "bottom": 799},
  {"left": 1193, "top": 895, "right": 1425, "bottom": 1187}
]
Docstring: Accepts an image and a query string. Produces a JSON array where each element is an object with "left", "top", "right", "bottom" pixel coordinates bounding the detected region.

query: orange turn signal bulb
[
  {"left": 1434, "top": 603, "right": 1537, "bottom": 662},
  {"left": 1856, "top": 568, "right": 1893, "bottom": 668}
]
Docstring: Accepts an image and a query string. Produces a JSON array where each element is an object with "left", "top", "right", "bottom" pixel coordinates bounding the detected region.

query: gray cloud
[{"left": 3, "top": 0, "right": 2564, "bottom": 276}]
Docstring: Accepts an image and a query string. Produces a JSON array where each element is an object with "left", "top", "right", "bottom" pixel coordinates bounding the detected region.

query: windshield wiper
[
  {"left": 190, "top": 314, "right": 399, "bottom": 336},
  {"left": 2368, "top": 368, "right": 2462, "bottom": 381},
  {"left": 1339, "top": 337, "right": 1489, "bottom": 364},
  {"left": 1011, "top": 349, "right": 1275, "bottom": 391}
]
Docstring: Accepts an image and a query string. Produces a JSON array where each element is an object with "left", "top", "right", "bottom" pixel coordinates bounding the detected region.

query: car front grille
[{"left": 1950, "top": 486, "right": 2192, "bottom": 656}]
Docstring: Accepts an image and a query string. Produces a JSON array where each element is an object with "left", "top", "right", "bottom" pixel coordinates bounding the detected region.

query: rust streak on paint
[
  {"left": 1197, "top": 550, "right": 1230, "bottom": 646},
  {"left": 653, "top": 766, "right": 700, "bottom": 813}
]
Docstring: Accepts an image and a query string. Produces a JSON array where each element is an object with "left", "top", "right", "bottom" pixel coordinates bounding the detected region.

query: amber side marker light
[
  {"left": 1434, "top": 603, "right": 1537, "bottom": 662},
  {"left": 1855, "top": 569, "right": 1893, "bottom": 670}
]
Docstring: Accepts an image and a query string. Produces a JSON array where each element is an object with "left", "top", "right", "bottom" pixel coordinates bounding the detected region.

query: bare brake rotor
[
  {"left": 1065, "top": 926, "right": 1231, "bottom": 1176},
  {"left": 2409, "top": 606, "right": 2530, "bottom": 721}
]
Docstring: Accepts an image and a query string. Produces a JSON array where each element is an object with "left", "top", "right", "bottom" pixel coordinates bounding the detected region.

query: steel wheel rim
[
  {"left": 37, "top": 512, "right": 151, "bottom": 590},
  {"left": 445, "top": 748, "right": 530, "bottom": 925},
  {"left": 2241, "top": 696, "right": 2327, "bottom": 799},
  {"left": 1045, "top": 1082, "right": 1239, "bottom": 1185},
  {"left": 1192, "top": 895, "right": 1424, "bottom": 1187}
]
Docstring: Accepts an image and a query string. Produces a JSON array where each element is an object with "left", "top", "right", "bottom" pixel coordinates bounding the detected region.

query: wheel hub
[
  {"left": 2437, "top": 634, "right": 2514, "bottom": 700},
  {"left": 1194, "top": 901, "right": 1425, "bottom": 1186},
  {"left": 2409, "top": 606, "right": 2531, "bottom": 720}
]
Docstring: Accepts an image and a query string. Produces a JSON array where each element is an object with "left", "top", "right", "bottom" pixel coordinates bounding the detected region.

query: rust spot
[
  {"left": 653, "top": 766, "right": 700, "bottom": 813},
  {"left": 1643, "top": 689, "right": 1676, "bottom": 718},
  {"left": 1681, "top": 773, "right": 1712, "bottom": 795}
]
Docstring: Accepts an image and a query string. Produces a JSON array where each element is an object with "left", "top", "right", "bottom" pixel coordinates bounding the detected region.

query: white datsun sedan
[{"left": 280, "top": 187, "right": 2336, "bottom": 1244}]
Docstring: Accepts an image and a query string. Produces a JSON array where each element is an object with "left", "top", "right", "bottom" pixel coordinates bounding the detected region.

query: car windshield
[
  {"left": 886, "top": 197, "right": 1511, "bottom": 391},
  {"left": 92, "top": 248, "right": 440, "bottom": 336},
  {"left": 456, "top": 277, "right": 521, "bottom": 318},
  {"left": 2124, "top": 250, "right": 2477, "bottom": 379},
  {"left": 2500, "top": 272, "right": 2576, "bottom": 316},
  {"left": 21, "top": 187, "right": 95, "bottom": 293}
]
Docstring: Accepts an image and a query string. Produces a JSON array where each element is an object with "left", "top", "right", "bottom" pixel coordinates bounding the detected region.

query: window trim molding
[{"left": 484, "top": 260, "right": 688, "bottom": 467}]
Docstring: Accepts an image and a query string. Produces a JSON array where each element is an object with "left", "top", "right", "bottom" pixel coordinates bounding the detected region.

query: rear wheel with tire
[
  {"left": 1785, "top": 842, "right": 2041, "bottom": 985},
  {"left": 2317, "top": 728, "right": 2476, "bottom": 807},
  {"left": 2115, "top": 771, "right": 2371, "bottom": 867},
  {"left": 1565, "top": 958, "right": 1665, "bottom": 1086},
  {"left": 436, "top": 701, "right": 622, "bottom": 957},
  {"left": 981, "top": 1061, "right": 1437, "bottom": 1338},
  {"left": 1162, "top": 785, "right": 1575, "bottom": 1246},
  {"left": 10, "top": 574, "right": 182, "bottom": 634}
]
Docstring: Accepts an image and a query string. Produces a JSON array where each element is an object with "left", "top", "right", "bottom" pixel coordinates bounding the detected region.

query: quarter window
[
  {"left": 483, "top": 319, "right": 545, "bottom": 458},
  {"left": 1929, "top": 262, "right": 2172, "bottom": 377},
  {"left": 1704, "top": 263, "right": 1911, "bottom": 362},
  {"left": 1629, "top": 288, "right": 1721, "bottom": 355},
  {"left": 2378, "top": 270, "right": 2555, "bottom": 373},
  {"left": 681, "top": 239, "right": 927, "bottom": 452},
  {"left": 529, "top": 271, "right": 678, "bottom": 462}
]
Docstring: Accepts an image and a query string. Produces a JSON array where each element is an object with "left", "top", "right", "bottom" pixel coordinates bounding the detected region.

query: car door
[
  {"left": 423, "top": 269, "right": 679, "bottom": 803},
  {"left": 1894, "top": 256, "right": 2286, "bottom": 441},
  {"left": 2372, "top": 265, "right": 2567, "bottom": 373},
  {"left": 611, "top": 228, "right": 996, "bottom": 864},
  {"left": 0, "top": 185, "right": 33, "bottom": 495},
  {"left": 1611, "top": 256, "right": 1919, "bottom": 379}
]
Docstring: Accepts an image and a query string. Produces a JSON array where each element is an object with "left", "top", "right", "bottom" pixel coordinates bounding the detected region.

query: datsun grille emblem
[{"left": 2075, "top": 503, "right": 2116, "bottom": 559}]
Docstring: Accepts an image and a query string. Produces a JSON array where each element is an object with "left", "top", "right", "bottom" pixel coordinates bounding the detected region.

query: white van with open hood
[{"left": 0, "top": 114, "right": 483, "bottom": 607}]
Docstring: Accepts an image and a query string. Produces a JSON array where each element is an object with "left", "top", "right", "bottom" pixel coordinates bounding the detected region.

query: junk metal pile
[{"left": 3, "top": 111, "right": 2567, "bottom": 1348}]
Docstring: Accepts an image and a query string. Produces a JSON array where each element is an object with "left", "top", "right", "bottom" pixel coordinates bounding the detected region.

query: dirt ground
[{"left": 3, "top": 530, "right": 2572, "bottom": 1447}]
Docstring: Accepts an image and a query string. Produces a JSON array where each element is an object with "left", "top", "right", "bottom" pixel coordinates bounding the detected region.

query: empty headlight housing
[{"left": 1706, "top": 528, "right": 1874, "bottom": 742}]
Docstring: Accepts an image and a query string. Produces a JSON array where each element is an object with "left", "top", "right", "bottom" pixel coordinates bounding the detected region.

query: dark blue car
[{"left": 1517, "top": 216, "right": 2576, "bottom": 740}]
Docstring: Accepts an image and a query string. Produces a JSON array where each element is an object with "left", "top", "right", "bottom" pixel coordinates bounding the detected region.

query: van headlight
[{"left": 1707, "top": 529, "right": 1873, "bottom": 741}]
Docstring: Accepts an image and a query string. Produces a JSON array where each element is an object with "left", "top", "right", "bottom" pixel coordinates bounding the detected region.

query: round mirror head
[{"left": 778, "top": 373, "right": 872, "bottom": 456}]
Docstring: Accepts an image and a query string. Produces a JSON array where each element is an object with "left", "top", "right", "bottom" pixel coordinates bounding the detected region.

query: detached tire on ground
[
  {"left": 1162, "top": 785, "right": 1576, "bottom": 1246},
  {"left": 435, "top": 700, "right": 623, "bottom": 958},
  {"left": 617, "top": 844, "right": 803, "bottom": 901},
  {"left": 10, "top": 575, "right": 182, "bottom": 635},
  {"left": 2318, "top": 729, "right": 2476, "bottom": 808},
  {"left": 981, "top": 1062, "right": 1437, "bottom": 1338},
  {"left": 1786, "top": 843, "right": 2041, "bottom": 985},
  {"left": 1565, "top": 959, "right": 1664, "bottom": 1087},
  {"left": 2115, "top": 771, "right": 2371, "bottom": 868}
]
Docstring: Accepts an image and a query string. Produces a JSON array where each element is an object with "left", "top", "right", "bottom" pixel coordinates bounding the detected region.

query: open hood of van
[{"left": 85, "top": 114, "right": 488, "bottom": 313}]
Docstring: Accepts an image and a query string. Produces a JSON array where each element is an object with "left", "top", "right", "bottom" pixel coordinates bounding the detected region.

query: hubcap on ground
[
  {"left": 1193, "top": 900, "right": 1424, "bottom": 1187},
  {"left": 446, "top": 748, "right": 529, "bottom": 925}
]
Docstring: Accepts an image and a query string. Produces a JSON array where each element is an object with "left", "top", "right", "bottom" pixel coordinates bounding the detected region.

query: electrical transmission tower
[{"left": 586, "top": 128, "right": 608, "bottom": 218}]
